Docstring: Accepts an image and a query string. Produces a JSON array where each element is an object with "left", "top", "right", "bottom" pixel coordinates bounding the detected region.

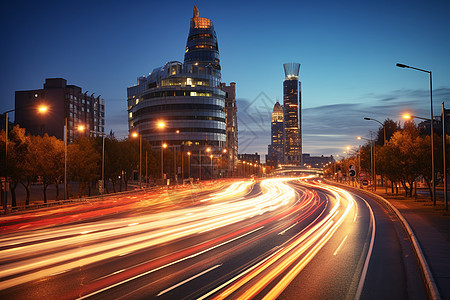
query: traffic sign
[
  {"left": 362, "top": 179, "right": 369, "bottom": 186},
  {"left": 349, "top": 164, "right": 356, "bottom": 177}
]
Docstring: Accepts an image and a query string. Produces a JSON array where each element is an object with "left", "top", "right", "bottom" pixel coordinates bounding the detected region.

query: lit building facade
[
  {"left": 127, "top": 7, "right": 226, "bottom": 180},
  {"left": 283, "top": 63, "right": 302, "bottom": 165},
  {"left": 15, "top": 78, "right": 105, "bottom": 143},
  {"left": 221, "top": 82, "right": 238, "bottom": 176},
  {"left": 266, "top": 102, "right": 284, "bottom": 167}
]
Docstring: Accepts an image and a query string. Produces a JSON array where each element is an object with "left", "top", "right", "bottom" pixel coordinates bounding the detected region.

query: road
[{"left": 0, "top": 178, "right": 428, "bottom": 299}]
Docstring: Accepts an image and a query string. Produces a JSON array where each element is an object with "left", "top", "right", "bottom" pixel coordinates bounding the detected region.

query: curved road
[{"left": 0, "top": 178, "right": 428, "bottom": 299}]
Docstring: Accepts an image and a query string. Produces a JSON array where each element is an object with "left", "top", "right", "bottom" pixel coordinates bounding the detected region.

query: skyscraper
[
  {"left": 267, "top": 102, "right": 284, "bottom": 167},
  {"left": 283, "top": 63, "right": 302, "bottom": 165},
  {"left": 127, "top": 7, "right": 227, "bottom": 180}
]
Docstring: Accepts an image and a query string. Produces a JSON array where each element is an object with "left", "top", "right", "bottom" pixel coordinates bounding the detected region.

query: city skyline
[{"left": 1, "top": 0, "right": 450, "bottom": 159}]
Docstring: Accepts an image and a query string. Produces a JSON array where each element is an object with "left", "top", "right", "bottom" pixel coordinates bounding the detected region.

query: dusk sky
[{"left": 1, "top": 0, "right": 449, "bottom": 160}]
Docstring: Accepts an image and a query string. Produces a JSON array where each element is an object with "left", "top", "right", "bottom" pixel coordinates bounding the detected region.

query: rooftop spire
[{"left": 193, "top": 6, "right": 199, "bottom": 18}]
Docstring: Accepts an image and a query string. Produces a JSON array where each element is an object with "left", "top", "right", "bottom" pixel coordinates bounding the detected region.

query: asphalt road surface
[{"left": 0, "top": 178, "right": 428, "bottom": 299}]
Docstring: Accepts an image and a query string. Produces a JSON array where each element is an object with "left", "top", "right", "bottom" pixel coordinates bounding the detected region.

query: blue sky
[{"left": 1, "top": 0, "right": 449, "bottom": 160}]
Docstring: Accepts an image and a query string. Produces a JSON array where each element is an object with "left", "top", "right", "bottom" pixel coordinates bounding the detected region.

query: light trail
[
  {"left": 0, "top": 179, "right": 297, "bottom": 292},
  {"left": 211, "top": 179, "right": 358, "bottom": 299},
  {"left": 0, "top": 177, "right": 372, "bottom": 300}
]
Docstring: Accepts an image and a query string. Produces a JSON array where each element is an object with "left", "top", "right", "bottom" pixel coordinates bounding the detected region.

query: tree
[
  {"left": 68, "top": 137, "right": 100, "bottom": 197},
  {"left": 376, "top": 118, "right": 402, "bottom": 146},
  {"left": 30, "top": 134, "right": 64, "bottom": 203}
]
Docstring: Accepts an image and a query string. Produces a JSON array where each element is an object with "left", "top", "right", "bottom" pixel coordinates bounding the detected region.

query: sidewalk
[{"left": 371, "top": 190, "right": 450, "bottom": 300}]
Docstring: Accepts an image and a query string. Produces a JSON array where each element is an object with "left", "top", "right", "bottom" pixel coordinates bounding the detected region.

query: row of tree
[
  {"left": 0, "top": 125, "right": 181, "bottom": 207},
  {"left": 325, "top": 119, "right": 449, "bottom": 198}
]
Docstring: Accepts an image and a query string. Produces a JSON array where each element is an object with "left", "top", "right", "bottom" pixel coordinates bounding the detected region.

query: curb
[{"left": 327, "top": 181, "right": 441, "bottom": 300}]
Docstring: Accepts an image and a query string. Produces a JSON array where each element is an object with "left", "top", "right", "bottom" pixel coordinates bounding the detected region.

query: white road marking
[
  {"left": 157, "top": 264, "right": 222, "bottom": 296},
  {"left": 355, "top": 196, "right": 376, "bottom": 300},
  {"left": 333, "top": 235, "right": 348, "bottom": 256}
]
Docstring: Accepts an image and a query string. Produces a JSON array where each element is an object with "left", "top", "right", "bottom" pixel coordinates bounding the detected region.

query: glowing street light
[
  {"left": 397, "top": 62, "right": 436, "bottom": 205},
  {"left": 187, "top": 151, "right": 191, "bottom": 179},
  {"left": 132, "top": 132, "right": 142, "bottom": 188},
  {"left": 157, "top": 121, "right": 165, "bottom": 129}
]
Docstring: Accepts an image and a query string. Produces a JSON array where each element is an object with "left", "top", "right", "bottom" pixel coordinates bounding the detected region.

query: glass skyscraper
[
  {"left": 267, "top": 102, "right": 284, "bottom": 167},
  {"left": 283, "top": 63, "right": 302, "bottom": 165},
  {"left": 127, "top": 7, "right": 226, "bottom": 179}
]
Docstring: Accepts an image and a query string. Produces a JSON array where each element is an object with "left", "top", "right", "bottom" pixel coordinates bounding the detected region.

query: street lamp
[
  {"left": 162, "top": 143, "right": 167, "bottom": 185},
  {"left": 364, "top": 117, "right": 386, "bottom": 145},
  {"left": 397, "top": 63, "right": 436, "bottom": 205},
  {"left": 187, "top": 151, "right": 191, "bottom": 180},
  {"left": 157, "top": 121, "right": 166, "bottom": 185},
  {"left": 210, "top": 154, "right": 213, "bottom": 179},
  {"left": 357, "top": 136, "right": 376, "bottom": 191},
  {"left": 132, "top": 132, "right": 142, "bottom": 189}
]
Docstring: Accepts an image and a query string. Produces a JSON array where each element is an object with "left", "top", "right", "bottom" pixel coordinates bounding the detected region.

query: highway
[{"left": 0, "top": 178, "right": 428, "bottom": 299}]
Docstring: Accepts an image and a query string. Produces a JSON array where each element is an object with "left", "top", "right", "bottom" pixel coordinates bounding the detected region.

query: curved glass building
[{"left": 127, "top": 7, "right": 226, "bottom": 180}]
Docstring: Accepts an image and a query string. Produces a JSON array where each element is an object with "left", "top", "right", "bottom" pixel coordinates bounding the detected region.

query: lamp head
[{"left": 396, "top": 63, "right": 409, "bottom": 68}]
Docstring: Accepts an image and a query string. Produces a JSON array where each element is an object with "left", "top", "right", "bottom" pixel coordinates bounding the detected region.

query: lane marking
[
  {"left": 157, "top": 264, "right": 222, "bottom": 296},
  {"left": 354, "top": 196, "right": 376, "bottom": 300},
  {"left": 278, "top": 223, "right": 297, "bottom": 235},
  {"left": 333, "top": 235, "right": 348, "bottom": 256}
]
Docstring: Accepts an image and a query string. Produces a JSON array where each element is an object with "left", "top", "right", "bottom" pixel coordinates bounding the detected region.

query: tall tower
[
  {"left": 283, "top": 63, "right": 302, "bottom": 165},
  {"left": 269, "top": 102, "right": 284, "bottom": 166},
  {"left": 127, "top": 6, "right": 226, "bottom": 181},
  {"left": 184, "top": 6, "right": 221, "bottom": 77}
]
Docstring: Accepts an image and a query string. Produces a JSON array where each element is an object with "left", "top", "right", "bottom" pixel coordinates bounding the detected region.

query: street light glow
[
  {"left": 157, "top": 121, "right": 165, "bottom": 129},
  {"left": 132, "top": 132, "right": 138, "bottom": 138},
  {"left": 38, "top": 105, "right": 48, "bottom": 113},
  {"left": 78, "top": 125, "right": 85, "bottom": 131},
  {"left": 163, "top": 143, "right": 167, "bottom": 148}
]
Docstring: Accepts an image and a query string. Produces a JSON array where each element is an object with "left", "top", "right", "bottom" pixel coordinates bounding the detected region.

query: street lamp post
[
  {"left": 78, "top": 125, "right": 106, "bottom": 197},
  {"left": 397, "top": 63, "right": 436, "bottom": 205},
  {"left": 3, "top": 109, "right": 14, "bottom": 213},
  {"left": 157, "top": 121, "right": 166, "bottom": 185},
  {"left": 132, "top": 132, "right": 142, "bottom": 189},
  {"left": 206, "top": 147, "right": 211, "bottom": 180},
  {"left": 210, "top": 154, "right": 213, "bottom": 180},
  {"left": 187, "top": 151, "right": 191, "bottom": 180},
  {"left": 161, "top": 143, "right": 167, "bottom": 185}
]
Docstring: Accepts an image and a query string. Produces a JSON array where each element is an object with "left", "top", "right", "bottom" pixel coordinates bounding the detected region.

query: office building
[
  {"left": 267, "top": 101, "right": 284, "bottom": 167},
  {"left": 15, "top": 78, "right": 105, "bottom": 142},
  {"left": 283, "top": 63, "right": 302, "bottom": 165},
  {"left": 221, "top": 82, "right": 238, "bottom": 176},
  {"left": 127, "top": 6, "right": 226, "bottom": 180}
]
